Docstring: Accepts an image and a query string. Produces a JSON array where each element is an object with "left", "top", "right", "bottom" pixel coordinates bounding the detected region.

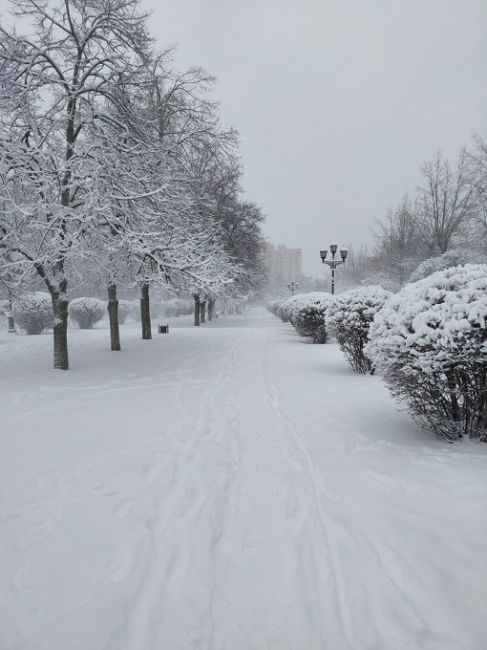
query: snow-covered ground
[{"left": 1, "top": 308, "right": 486, "bottom": 650}]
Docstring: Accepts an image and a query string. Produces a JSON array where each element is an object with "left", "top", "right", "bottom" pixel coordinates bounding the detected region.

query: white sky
[
  {"left": 2, "top": 0, "right": 487, "bottom": 276},
  {"left": 143, "top": 0, "right": 487, "bottom": 275}
]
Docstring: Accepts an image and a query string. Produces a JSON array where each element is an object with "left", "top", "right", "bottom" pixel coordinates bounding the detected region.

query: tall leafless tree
[
  {"left": 418, "top": 150, "right": 476, "bottom": 254},
  {"left": 0, "top": 0, "right": 155, "bottom": 368}
]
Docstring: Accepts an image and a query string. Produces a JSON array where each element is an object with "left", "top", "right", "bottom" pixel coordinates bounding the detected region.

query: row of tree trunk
[
  {"left": 107, "top": 282, "right": 153, "bottom": 352},
  {"left": 106, "top": 286, "right": 216, "bottom": 353},
  {"left": 193, "top": 294, "right": 215, "bottom": 327},
  {"left": 38, "top": 283, "right": 216, "bottom": 368}
]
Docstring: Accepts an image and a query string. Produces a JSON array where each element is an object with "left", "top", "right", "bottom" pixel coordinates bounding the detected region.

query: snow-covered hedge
[
  {"left": 12, "top": 293, "right": 53, "bottom": 335},
  {"left": 127, "top": 297, "right": 193, "bottom": 321},
  {"left": 408, "top": 250, "right": 469, "bottom": 283},
  {"left": 267, "top": 293, "right": 334, "bottom": 341},
  {"left": 117, "top": 299, "right": 131, "bottom": 325},
  {"left": 277, "top": 302, "right": 290, "bottom": 322},
  {"left": 69, "top": 297, "right": 105, "bottom": 329},
  {"left": 366, "top": 264, "right": 487, "bottom": 441},
  {"left": 162, "top": 298, "right": 193, "bottom": 317},
  {"left": 129, "top": 299, "right": 141, "bottom": 321},
  {"left": 283, "top": 293, "right": 334, "bottom": 342},
  {"left": 293, "top": 303, "right": 329, "bottom": 343},
  {"left": 266, "top": 299, "right": 282, "bottom": 317},
  {"left": 279, "top": 292, "right": 332, "bottom": 325},
  {"left": 327, "top": 286, "right": 391, "bottom": 373}
]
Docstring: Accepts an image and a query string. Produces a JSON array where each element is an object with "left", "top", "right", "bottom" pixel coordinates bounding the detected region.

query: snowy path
[{"left": 1, "top": 309, "right": 486, "bottom": 650}]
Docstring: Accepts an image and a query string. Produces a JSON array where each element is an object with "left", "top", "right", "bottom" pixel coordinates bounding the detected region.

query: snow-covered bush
[
  {"left": 161, "top": 299, "right": 177, "bottom": 317},
  {"left": 266, "top": 299, "right": 281, "bottom": 317},
  {"left": 69, "top": 297, "right": 105, "bottom": 329},
  {"left": 162, "top": 298, "right": 193, "bottom": 317},
  {"left": 280, "top": 295, "right": 305, "bottom": 323},
  {"left": 12, "top": 293, "right": 53, "bottom": 334},
  {"left": 148, "top": 301, "right": 164, "bottom": 318},
  {"left": 282, "top": 293, "right": 334, "bottom": 342},
  {"left": 293, "top": 303, "right": 329, "bottom": 343},
  {"left": 366, "top": 264, "right": 487, "bottom": 441},
  {"left": 117, "top": 300, "right": 131, "bottom": 324},
  {"left": 129, "top": 299, "right": 141, "bottom": 321},
  {"left": 277, "top": 302, "right": 290, "bottom": 322},
  {"left": 408, "top": 250, "right": 470, "bottom": 284},
  {"left": 279, "top": 292, "right": 331, "bottom": 325},
  {"left": 327, "top": 286, "right": 392, "bottom": 373},
  {"left": 375, "top": 278, "right": 401, "bottom": 294}
]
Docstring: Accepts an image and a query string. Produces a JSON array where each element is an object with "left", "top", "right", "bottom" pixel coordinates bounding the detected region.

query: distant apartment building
[{"left": 264, "top": 242, "right": 303, "bottom": 293}]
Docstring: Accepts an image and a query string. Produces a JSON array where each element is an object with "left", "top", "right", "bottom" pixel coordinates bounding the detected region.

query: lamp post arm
[{"left": 320, "top": 243, "right": 346, "bottom": 294}]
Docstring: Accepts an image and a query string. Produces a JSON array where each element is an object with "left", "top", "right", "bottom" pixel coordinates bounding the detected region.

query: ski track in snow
[
  {"left": 1, "top": 310, "right": 487, "bottom": 650},
  {"left": 262, "top": 346, "right": 357, "bottom": 650}
]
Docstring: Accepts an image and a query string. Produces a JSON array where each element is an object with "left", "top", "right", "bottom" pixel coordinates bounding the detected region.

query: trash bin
[{"left": 158, "top": 324, "right": 169, "bottom": 334}]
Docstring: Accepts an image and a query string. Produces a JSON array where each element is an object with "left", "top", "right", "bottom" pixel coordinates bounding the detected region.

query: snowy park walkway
[{"left": 1, "top": 308, "right": 486, "bottom": 650}]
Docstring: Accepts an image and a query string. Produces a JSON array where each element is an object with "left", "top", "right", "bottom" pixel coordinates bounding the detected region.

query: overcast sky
[
  {"left": 143, "top": 0, "right": 487, "bottom": 275},
  {"left": 2, "top": 0, "right": 486, "bottom": 276}
]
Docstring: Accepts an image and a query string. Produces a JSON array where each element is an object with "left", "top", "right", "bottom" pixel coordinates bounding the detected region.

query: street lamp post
[
  {"left": 287, "top": 281, "right": 299, "bottom": 296},
  {"left": 319, "top": 244, "right": 348, "bottom": 295}
]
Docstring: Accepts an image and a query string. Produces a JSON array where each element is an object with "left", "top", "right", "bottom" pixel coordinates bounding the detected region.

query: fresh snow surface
[{"left": 1, "top": 308, "right": 486, "bottom": 650}]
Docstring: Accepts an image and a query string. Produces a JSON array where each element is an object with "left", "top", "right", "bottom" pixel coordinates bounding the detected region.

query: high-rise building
[{"left": 264, "top": 242, "right": 303, "bottom": 293}]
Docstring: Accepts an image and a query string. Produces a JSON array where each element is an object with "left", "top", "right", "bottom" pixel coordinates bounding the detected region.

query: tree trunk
[
  {"left": 108, "top": 283, "right": 121, "bottom": 351},
  {"left": 51, "top": 291, "right": 69, "bottom": 370},
  {"left": 200, "top": 300, "right": 206, "bottom": 324},
  {"left": 140, "top": 282, "right": 152, "bottom": 340},
  {"left": 193, "top": 293, "right": 200, "bottom": 326},
  {"left": 7, "top": 296, "right": 16, "bottom": 333},
  {"left": 208, "top": 298, "right": 214, "bottom": 322}
]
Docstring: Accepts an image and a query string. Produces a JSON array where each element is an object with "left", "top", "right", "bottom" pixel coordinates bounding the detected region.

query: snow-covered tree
[
  {"left": 366, "top": 264, "right": 487, "bottom": 441},
  {"left": 0, "top": 0, "right": 156, "bottom": 368},
  {"left": 327, "top": 286, "right": 391, "bottom": 373},
  {"left": 418, "top": 150, "right": 476, "bottom": 254},
  {"left": 373, "top": 195, "right": 428, "bottom": 286}
]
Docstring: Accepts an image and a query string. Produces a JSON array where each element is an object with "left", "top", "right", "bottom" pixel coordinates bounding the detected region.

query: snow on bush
[
  {"left": 69, "top": 297, "right": 106, "bottom": 329},
  {"left": 284, "top": 293, "right": 334, "bottom": 342},
  {"left": 266, "top": 300, "right": 282, "bottom": 317},
  {"left": 293, "top": 303, "right": 329, "bottom": 343},
  {"left": 12, "top": 293, "right": 53, "bottom": 335},
  {"left": 408, "top": 250, "right": 470, "bottom": 283},
  {"left": 279, "top": 292, "right": 332, "bottom": 325},
  {"left": 129, "top": 299, "right": 141, "bottom": 321},
  {"left": 148, "top": 301, "right": 165, "bottom": 319},
  {"left": 162, "top": 298, "right": 193, "bottom": 317},
  {"left": 277, "top": 302, "right": 290, "bottom": 322},
  {"left": 366, "top": 264, "right": 487, "bottom": 441},
  {"left": 327, "top": 286, "right": 392, "bottom": 373},
  {"left": 117, "top": 300, "right": 131, "bottom": 325}
]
